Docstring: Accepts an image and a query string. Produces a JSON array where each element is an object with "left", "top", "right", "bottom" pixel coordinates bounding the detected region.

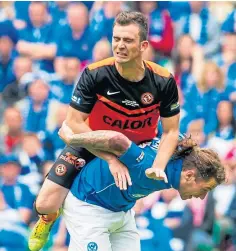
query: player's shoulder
[
  {"left": 87, "top": 57, "right": 115, "bottom": 71},
  {"left": 145, "top": 60, "right": 171, "bottom": 78}
]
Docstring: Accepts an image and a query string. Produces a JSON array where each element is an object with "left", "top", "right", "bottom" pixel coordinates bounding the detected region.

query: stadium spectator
[
  {"left": 137, "top": 1, "right": 174, "bottom": 56},
  {"left": 55, "top": 2, "right": 95, "bottom": 66},
  {"left": 90, "top": 1, "right": 124, "bottom": 43},
  {"left": 208, "top": 2, "right": 234, "bottom": 24},
  {"left": 187, "top": 192, "right": 216, "bottom": 251},
  {"left": 18, "top": 133, "right": 45, "bottom": 195},
  {"left": 207, "top": 100, "right": 235, "bottom": 160},
  {"left": 0, "top": 155, "right": 34, "bottom": 224},
  {"left": 180, "top": 2, "right": 221, "bottom": 58},
  {"left": 16, "top": 78, "right": 60, "bottom": 134},
  {"left": 212, "top": 165, "right": 236, "bottom": 250},
  {"left": 51, "top": 58, "right": 80, "bottom": 104},
  {"left": 92, "top": 39, "right": 112, "bottom": 63},
  {"left": 0, "top": 190, "right": 29, "bottom": 251},
  {"left": 16, "top": 2, "right": 56, "bottom": 72},
  {"left": 48, "top": 1, "right": 68, "bottom": 28},
  {"left": 0, "top": 20, "right": 18, "bottom": 92},
  {"left": 2, "top": 56, "right": 32, "bottom": 106},
  {"left": 0, "top": 107, "right": 24, "bottom": 155},
  {"left": 185, "top": 119, "right": 206, "bottom": 147},
  {"left": 214, "top": 9, "right": 236, "bottom": 86},
  {"left": 174, "top": 35, "right": 205, "bottom": 94},
  {"left": 211, "top": 100, "right": 235, "bottom": 140},
  {"left": 183, "top": 62, "right": 229, "bottom": 135},
  {"left": 0, "top": 2, "right": 14, "bottom": 21}
]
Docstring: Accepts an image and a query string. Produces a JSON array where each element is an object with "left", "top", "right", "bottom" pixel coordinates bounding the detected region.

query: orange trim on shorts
[
  {"left": 145, "top": 60, "right": 170, "bottom": 78},
  {"left": 88, "top": 57, "right": 115, "bottom": 70},
  {"left": 97, "top": 94, "right": 160, "bottom": 115}
]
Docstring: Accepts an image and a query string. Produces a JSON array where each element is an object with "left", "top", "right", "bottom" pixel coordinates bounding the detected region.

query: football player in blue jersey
[{"left": 58, "top": 122, "right": 225, "bottom": 251}]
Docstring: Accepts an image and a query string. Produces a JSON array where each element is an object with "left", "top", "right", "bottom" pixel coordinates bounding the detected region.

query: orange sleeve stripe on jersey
[
  {"left": 88, "top": 57, "right": 115, "bottom": 70},
  {"left": 145, "top": 60, "right": 170, "bottom": 78},
  {"left": 97, "top": 94, "right": 160, "bottom": 115}
]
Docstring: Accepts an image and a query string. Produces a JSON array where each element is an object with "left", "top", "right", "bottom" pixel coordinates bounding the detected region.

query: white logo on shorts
[{"left": 87, "top": 242, "right": 98, "bottom": 251}]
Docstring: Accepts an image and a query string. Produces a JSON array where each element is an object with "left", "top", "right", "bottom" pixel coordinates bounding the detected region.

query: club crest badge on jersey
[
  {"left": 87, "top": 242, "right": 98, "bottom": 251},
  {"left": 141, "top": 92, "right": 154, "bottom": 105}
]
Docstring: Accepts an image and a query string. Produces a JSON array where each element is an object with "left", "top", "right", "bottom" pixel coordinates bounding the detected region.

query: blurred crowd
[{"left": 0, "top": 1, "right": 235, "bottom": 251}]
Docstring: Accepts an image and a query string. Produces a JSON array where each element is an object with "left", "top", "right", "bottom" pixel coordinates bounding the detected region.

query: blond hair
[{"left": 198, "top": 61, "right": 225, "bottom": 93}]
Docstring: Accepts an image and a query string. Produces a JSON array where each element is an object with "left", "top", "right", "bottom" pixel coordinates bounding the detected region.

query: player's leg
[
  {"left": 28, "top": 146, "right": 94, "bottom": 251},
  {"left": 37, "top": 146, "right": 94, "bottom": 213},
  {"left": 63, "top": 192, "right": 112, "bottom": 251},
  {"left": 110, "top": 209, "right": 141, "bottom": 251}
]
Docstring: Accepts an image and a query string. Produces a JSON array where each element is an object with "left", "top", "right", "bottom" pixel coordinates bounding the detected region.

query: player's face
[
  {"left": 178, "top": 170, "right": 217, "bottom": 200},
  {"left": 112, "top": 24, "right": 148, "bottom": 64}
]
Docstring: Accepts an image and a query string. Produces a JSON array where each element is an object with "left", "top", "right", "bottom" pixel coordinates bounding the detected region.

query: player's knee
[{"left": 108, "top": 133, "right": 131, "bottom": 156}]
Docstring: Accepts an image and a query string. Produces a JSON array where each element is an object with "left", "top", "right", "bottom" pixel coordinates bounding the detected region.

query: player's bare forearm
[
  {"left": 152, "top": 114, "right": 180, "bottom": 170},
  {"left": 64, "top": 107, "right": 118, "bottom": 163},
  {"left": 152, "top": 129, "right": 179, "bottom": 170},
  {"left": 69, "top": 130, "right": 126, "bottom": 157}
]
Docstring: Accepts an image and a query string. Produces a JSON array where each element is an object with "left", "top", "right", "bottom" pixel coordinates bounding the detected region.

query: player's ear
[
  {"left": 140, "top": 40, "right": 149, "bottom": 52},
  {"left": 184, "top": 170, "right": 196, "bottom": 183}
]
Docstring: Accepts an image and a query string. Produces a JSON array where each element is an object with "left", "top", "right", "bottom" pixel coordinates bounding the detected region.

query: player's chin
[{"left": 114, "top": 56, "right": 129, "bottom": 64}]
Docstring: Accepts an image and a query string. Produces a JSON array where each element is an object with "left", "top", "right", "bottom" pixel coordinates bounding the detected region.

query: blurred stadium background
[{"left": 0, "top": 1, "right": 235, "bottom": 251}]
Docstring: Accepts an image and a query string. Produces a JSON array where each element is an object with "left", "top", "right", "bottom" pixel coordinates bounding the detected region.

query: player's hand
[
  {"left": 145, "top": 168, "right": 168, "bottom": 183},
  {"left": 58, "top": 121, "right": 74, "bottom": 145},
  {"left": 108, "top": 158, "right": 132, "bottom": 190},
  {"left": 178, "top": 136, "right": 198, "bottom": 148}
]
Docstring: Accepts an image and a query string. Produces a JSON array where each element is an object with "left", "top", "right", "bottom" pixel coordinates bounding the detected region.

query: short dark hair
[{"left": 113, "top": 11, "right": 148, "bottom": 41}]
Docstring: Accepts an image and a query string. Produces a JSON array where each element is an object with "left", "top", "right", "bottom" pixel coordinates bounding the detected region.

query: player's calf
[{"left": 35, "top": 179, "right": 68, "bottom": 214}]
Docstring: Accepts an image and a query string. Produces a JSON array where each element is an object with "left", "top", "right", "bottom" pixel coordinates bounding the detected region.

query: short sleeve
[
  {"left": 70, "top": 68, "right": 97, "bottom": 114},
  {"left": 159, "top": 76, "right": 180, "bottom": 117}
]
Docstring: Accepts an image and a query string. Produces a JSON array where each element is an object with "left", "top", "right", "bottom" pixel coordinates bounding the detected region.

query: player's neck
[{"left": 115, "top": 59, "right": 145, "bottom": 82}]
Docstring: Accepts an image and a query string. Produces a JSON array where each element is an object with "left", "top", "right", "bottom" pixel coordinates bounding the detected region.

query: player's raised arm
[{"left": 146, "top": 76, "right": 180, "bottom": 182}]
